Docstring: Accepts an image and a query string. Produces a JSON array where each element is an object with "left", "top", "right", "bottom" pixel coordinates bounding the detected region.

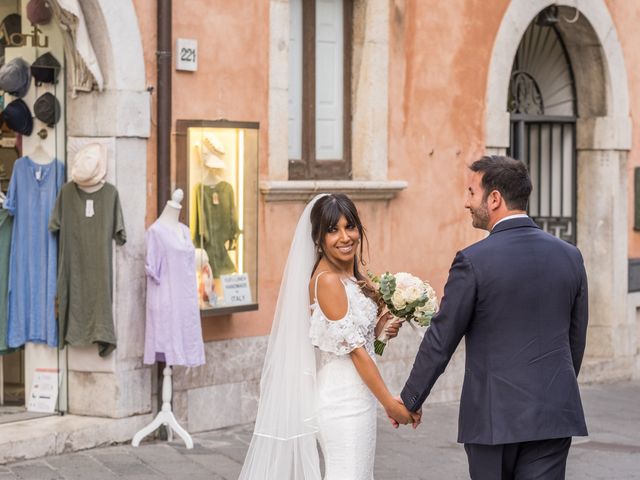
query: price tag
[
  {"left": 85, "top": 199, "right": 95, "bottom": 217},
  {"left": 176, "top": 38, "right": 198, "bottom": 71},
  {"left": 220, "top": 273, "right": 252, "bottom": 306}
]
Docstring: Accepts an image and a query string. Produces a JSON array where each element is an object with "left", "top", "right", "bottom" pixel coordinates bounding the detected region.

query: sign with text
[
  {"left": 176, "top": 38, "right": 198, "bottom": 71},
  {"left": 220, "top": 273, "right": 252, "bottom": 306},
  {"left": 27, "top": 368, "right": 59, "bottom": 413}
]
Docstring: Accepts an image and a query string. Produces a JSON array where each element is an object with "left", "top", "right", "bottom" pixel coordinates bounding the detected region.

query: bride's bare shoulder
[{"left": 313, "top": 272, "right": 348, "bottom": 321}]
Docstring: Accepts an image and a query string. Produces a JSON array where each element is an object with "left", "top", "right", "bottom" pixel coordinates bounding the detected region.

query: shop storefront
[{"left": 0, "top": 0, "right": 150, "bottom": 463}]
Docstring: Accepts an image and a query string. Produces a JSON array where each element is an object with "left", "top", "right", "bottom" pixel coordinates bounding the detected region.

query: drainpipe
[
  {"left": 156, "top": 0, "right": 172, "bottom": 438},
  {"left": 157, "top": 0, "right": 172, "bottom": 210}
]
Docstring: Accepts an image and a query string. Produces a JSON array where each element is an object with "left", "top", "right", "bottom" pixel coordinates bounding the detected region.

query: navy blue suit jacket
[{"left": 401, "top": 217, "right": 588, "bottom": 445}]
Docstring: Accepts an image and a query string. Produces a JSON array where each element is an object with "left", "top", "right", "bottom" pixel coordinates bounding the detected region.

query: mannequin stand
[{"left": 132, "top": 366, "right": 193, "bottom": 449}]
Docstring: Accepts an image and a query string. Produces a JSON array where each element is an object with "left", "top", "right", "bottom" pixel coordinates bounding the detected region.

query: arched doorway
[
  {"left": 507, "top": 16, "right": 577, "bottom": 244},
  {"left": 485, "top": 1, "right": 633, "bottom": 380}
]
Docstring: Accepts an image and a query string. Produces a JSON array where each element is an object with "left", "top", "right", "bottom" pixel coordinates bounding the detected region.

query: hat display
[
  {"left": 71, "top": 143, "right": 107, "bottom": 189},
  {"left": 0, "top": 57, "right": 31, "bottom": 98},
  {"left": 202, "top": 134, "right": 225, "bottom": 155},
  {"left": 0, "top": 14, "right": 21, "bottom": 47},
  {"left": 1, "top": 99, "right": 33, "bottom": 136},
  {"left": 34, "top": 92, "right": 61, "bottom": 127},
  {"left": 27, "top": 0, "right": 53, "bottom": 25},
  {"left": 31, "top": 52, "right": 61, "bottom": 85},
  {"left": 202, "top": 151, "right": 226, "bottom": 169}
]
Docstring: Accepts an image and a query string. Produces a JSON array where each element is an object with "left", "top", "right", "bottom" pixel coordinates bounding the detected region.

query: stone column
[{"left": 576, "top": 116, "right": 634, "bottom": 381}]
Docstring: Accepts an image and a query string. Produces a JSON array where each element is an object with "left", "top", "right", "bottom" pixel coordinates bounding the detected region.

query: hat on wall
[
  {"left": 1, "top": 99, "right": 33, "bottom": 136},
  {"left": 27, "top": 0, "right": 53, "bottom": 25},
  {"left": 0, "top": 57, "right": 32, "bottom": 98},
  {"left": 71, "top": 143, "right": 107, "bottom": 189},
  {"left": 34, "top": 92, "right": 61, "bottom": 127},
  {"left": 31, "top": 52, "right": 61, "bottom": 85},
  {"left": 0, "top": 14, "right": 21, "bottom": 47}
]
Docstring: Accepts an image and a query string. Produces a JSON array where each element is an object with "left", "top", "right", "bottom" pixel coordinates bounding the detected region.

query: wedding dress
[
  {"left": 239, "top": 194, "right": 379, "bottom": 480},
  {"left": 310, "top": 273, "right": 379, "bottom": 480}
]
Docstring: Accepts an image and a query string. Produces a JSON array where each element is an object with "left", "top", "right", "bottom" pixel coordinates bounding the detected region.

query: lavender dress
[{"left": 144, "top": 221, "right": 205, "bottom": 367}]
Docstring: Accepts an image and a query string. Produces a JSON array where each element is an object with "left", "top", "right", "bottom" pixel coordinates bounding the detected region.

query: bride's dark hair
[{"left": 310, "top": 194, "right": 379, "bottom": 303}]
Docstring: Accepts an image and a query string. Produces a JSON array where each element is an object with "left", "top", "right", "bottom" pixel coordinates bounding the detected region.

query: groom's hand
[{"left": 391, "top": 396, "right": 422, "bottom": 429}]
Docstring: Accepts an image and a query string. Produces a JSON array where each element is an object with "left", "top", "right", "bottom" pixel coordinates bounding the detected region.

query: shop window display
[{"left": 176, "top": 120, "right": 259, "bottom": 316}]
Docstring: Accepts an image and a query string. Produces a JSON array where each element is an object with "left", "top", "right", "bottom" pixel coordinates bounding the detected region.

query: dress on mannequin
[
  {"left": 134, "top": 189, "right": 203, "bottom": 449},
  {"left": 144, "top": 188, "right": 204, "bottom": 367},
  {"left": 193, "top": 167, "right": 240, "bottom": 278}
]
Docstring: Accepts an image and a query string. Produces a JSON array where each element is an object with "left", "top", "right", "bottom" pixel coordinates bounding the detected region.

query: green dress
[
  {"left": 0, "top": 208, "right": 15, "bottom": 355},
  {"left": 193, "top": 181, "right": 240, "bottom": 278},
  {"left": 49, "top": 182, "right": 126, "bottom": 357}
]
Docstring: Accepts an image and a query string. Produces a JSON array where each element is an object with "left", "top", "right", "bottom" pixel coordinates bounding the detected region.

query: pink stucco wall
[{"left": 132, "top": 0, "right": 640, "bottom": 343}]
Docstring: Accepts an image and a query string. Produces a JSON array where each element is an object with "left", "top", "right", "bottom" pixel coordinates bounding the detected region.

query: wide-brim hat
[
  {"left": 27, "top": 0, "right": 53, "bottom": 25},
  {"left": 34, "top": 92, "right": 61, "bottom": 127},
  {"left": 203, "top": 151, "right": 226, "bottom": 169},
  {"left": 1, "top": 99, "right": 33, "bottom": 136},
  {"left": 202, "top": 133, "right": 225, "bottom": 155},
  {"left": 31, "top": 52, "right": 60, "bottom": 85},
  {"left": 71, "top": 143, "right": 107, "bottom": 188},
  {"left": 0, "top": 57, "right": 31, "bottom": 98}
]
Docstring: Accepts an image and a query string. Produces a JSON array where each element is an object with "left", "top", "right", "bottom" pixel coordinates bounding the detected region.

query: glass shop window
[{"left": 176, "top": 120, "right": 259, "bottom": 317}]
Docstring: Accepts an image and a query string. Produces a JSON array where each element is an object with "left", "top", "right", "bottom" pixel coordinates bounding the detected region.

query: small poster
[
  {"left": 27, "top": 368, "right": 59, "bottom": 413},
  {"left": 220, "top": 273, "right": 252, "bottom": 305}
]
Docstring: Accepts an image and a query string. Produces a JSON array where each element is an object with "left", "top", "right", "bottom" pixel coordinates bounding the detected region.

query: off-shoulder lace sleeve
[{"left": 309, "top": 309, "right": 367, "bottom": 355}]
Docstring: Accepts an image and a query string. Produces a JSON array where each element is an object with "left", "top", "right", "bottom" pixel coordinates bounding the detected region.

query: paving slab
[{"left": 2, "top": 381, "right": 639, "bottom": 479}]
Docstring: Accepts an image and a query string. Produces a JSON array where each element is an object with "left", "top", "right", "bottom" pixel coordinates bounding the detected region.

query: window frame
[{"left": 288, "top": 0, "right": 353, "bottom": 180}]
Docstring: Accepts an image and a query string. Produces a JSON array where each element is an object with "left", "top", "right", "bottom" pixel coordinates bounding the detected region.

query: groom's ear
[{"left": 487, "top": 189, "right": 503, "bottom": 211}]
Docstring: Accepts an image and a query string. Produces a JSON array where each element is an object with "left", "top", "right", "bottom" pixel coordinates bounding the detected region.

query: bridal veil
[{"left": 238, "top": 194, "right": 326, "bottom": 479}]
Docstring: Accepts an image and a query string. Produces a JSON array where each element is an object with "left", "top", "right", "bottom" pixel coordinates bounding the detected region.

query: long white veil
[{"left": 239, "top": 194, "right": 327, "bottom": 480}]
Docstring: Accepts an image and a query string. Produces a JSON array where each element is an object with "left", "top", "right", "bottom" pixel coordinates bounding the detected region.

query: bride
[{"left": 239, "top": 193, "right": 420, "bottom": 479}]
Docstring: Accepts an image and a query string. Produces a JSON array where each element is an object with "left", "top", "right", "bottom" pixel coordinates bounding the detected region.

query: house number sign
[{"left": 176, "top": 38, "right": 198, "bottom": 72}]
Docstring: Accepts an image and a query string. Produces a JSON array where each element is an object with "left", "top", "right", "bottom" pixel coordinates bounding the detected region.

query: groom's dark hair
[{"left": 469, "top": 155, "right": 532, "bottom": 211}]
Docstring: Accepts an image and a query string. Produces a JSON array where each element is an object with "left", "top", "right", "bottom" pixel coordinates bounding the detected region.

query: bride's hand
[
  {"left": 376, "top": 310, "right": 403, "bottom": 339},
  {"left": 384, "top": 398, "right": 414, "bottom": 428}
]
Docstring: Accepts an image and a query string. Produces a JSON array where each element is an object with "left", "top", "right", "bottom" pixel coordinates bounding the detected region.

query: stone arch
[
  {"left": 485, "top": 1, "right": 633, "bottom": 380},
  {"left": 486, "top": 0, "right": 630, "bottom": 148}
]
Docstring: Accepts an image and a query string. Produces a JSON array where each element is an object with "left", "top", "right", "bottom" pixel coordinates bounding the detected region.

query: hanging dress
[{"left": 5, "top": 156, "right": 64, "bottom": 349}]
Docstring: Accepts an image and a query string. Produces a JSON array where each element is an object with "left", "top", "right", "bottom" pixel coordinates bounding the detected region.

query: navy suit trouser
[{"left": 464, "top": 437, "right": 571, "bottom": 480}]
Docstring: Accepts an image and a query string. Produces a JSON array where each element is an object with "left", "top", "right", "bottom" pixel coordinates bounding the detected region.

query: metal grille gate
[{"left": 509, "top": 115, "right": 576, "bottom": 244}]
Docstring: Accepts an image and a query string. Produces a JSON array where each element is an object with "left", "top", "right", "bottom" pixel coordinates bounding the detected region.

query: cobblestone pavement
[{"left": 1, "top": 381, "right": 638, "bottom": 479}]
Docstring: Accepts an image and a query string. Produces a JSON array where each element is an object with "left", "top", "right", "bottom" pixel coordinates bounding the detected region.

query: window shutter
[
  {"left": 288, "top": 0, "right": 303, "bottom": 161},
  {"left": 315, "top": 0, "right": 344, "bottom": 161}
]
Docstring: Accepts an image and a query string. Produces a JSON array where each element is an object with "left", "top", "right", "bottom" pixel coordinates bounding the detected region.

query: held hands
[{"left": 384, "top": 396, "right": 422, "bottom": 430}]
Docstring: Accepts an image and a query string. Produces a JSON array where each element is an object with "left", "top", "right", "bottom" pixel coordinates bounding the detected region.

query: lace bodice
[{"left": 309, "top": 276, "right": 378, "bottom": 359}]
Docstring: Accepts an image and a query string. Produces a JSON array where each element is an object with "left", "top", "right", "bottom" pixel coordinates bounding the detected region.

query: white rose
[
  {"left": 395, "top": 272, "right": 422, "bottom": 290},
  {"left": 391, "top": 289, "right": 407, "bottom": 309},
  {"left": 405, "top": 285, "right": 423, "bottom": 304}
]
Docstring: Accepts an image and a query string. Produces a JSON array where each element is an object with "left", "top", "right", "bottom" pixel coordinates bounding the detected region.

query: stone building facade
[{"left": 1, "top": 0, "right": 640, "bottom": 462}]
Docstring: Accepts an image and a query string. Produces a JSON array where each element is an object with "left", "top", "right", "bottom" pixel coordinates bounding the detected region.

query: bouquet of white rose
[{"left": 369, "top": 271, "right": 439, "bottom": 355}]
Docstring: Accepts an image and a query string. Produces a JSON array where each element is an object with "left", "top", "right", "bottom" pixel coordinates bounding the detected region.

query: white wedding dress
[{"left": 309, "top": 274, "right": 379, "bottom": 480}]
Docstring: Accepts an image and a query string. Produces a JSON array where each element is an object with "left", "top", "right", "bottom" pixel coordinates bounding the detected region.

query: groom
[{"left": 399, "top": 156, "right": 588, "bottom": 479}]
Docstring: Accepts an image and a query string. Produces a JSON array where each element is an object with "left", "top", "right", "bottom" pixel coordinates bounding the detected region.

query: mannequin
[
  {"left": 203, "top": 167, "right": 223, "bottom": 186},
  {"left": 157, "top": 189, "right": 183, "bottom": 236},
  {"left": 134, "top": 188, "right": 203, "bottom": 449}
]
